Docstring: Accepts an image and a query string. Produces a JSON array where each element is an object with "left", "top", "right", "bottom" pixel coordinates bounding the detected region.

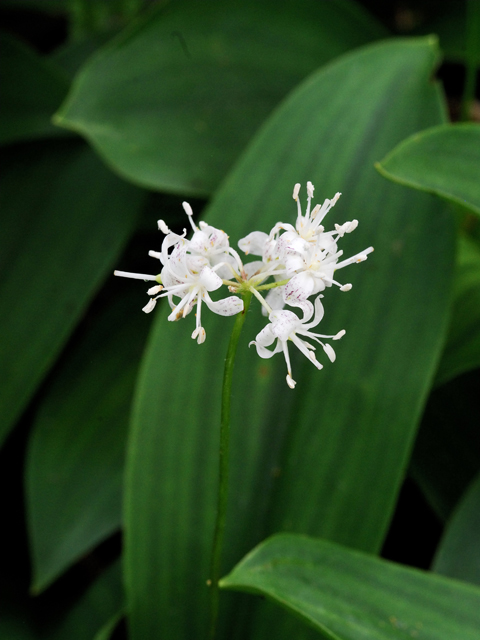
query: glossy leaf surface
[
  {"left": 433, "top": 471, "right": 480, "bottom": 586},
  {"left": 435, "top": 236, "right": 480, "bottom": 385},
  {"left": 221, "top": 533, "right": 480, "bottom": 640},
  {"left": 26, "top": 291, "right": 151, "bottom": 592},
  {"left": 125, "top": 37, "right": 453, "bottom": 640},
  {"left": 376, "top": 124, "right": 480, "bottom": 216},
  {"left": 0, "top": 32, "right": 70, "bottom": 144},
  {"left": 54, "top": 0, "right": 386, "bottom": 195},
  {"left": 0, "top": 141, "right": 144, "bottom": 447},
  {"left": 411, "top": 370, "right": 480, "bottom": 521}
]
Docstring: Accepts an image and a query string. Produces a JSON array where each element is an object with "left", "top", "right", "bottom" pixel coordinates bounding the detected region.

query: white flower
[
  {"left": 238, "top": 182, "right": 373, "bottom": 311},
  {"left": 250, "top": 295, "right": 345, "bottom": 388},
  {"left": 147, "top": 243, "right": 243, "bottom": 342},
  {"left": 114, "top": 202, "right": 244, "bottom": 341}
]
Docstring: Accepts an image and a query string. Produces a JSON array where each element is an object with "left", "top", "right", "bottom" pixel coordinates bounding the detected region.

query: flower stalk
[{"left": 208, "top": 289, "right": 252, "bottom": 640}]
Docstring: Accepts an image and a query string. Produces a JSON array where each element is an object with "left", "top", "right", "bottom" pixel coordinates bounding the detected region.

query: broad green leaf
[
  {"left": 54, "top": 0, "right": 386, "bottom": 196},
  {"left": 376, "top": 123, "right": 480, "bottom": 216},
  {"left": 26, "top": 291, "right": 151, "bottom": 593},
  {"left": 43, "top": 560, "right": 123, "bottom": 640},
  {"left": 410, "top": 370, "right": 480, "bottom": 521},
  {"left": 220, "top": 533, "right": 480, "bottom": 640},
  {"left": 0, "top": 141, "right": 144, "bottom": 447},
  {"left": 92, "top": 611, "right": 124, "bottom": 640},
  {"left": 435, "top": 236, "right": 480, "bottom": 385},
  {"left": 124, "top": 37, "right": 453, "bottom": 640},
  {"left": 433, "top": 471, "right": 480, "bottom": 586},
  {"left": 0, "top": 32, "right": 70, "bottom": 144}
]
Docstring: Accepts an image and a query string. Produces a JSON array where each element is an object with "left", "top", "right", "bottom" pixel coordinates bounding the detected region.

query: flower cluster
[{"left": 114, "top": 182, "right": 373, "bottom": 387}]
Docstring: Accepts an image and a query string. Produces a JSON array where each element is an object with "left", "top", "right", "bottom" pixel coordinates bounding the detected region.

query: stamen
[
  {"left": 286, "top": 374, "right": 296, "bottom": 389},
  {"left": 292, "top": 184, "right": 301, "bottom": 200},
  {"left": 182, "top": 201, "right": 194, "bottom": 216},
  {"left": 335, "top": 246, "right": 373, "bottom": 270},
  {"left": 114, "top": 270, "right": 158, "bottom": 281},
  {"left": 157, "top": 220, "right": 170, "bottom": 234},
  {"left": 147, "top": 284, "right": 163, "bottom": 295},
  {"left": 142, "top": 298, "right": 157, "bottom": 313}
]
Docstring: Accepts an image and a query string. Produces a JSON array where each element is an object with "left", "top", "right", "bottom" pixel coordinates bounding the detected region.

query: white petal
[
  {"left": 254, "top": 323, "right": 276, "bottom": 349},
  {"left": 303, "top": 295, "right": 324, "bottom": 329},
  {"left": 205, "top": 295, "right": 243, "bottom": 316},
  {"left": 263, "top": 286, "right": 285, "bottom": 316},
  {"left": 284, "top": 272, "right": 315, "bottom": 305},
  {"left": 142, "top": 298, "right": 157, "bottom": 313},
  {"left": 269, "top": 310, "right": 300, "bottom": 341},
  {"left": 198, "top": 267, "right": 223, "bottom": 291},
  {"left": 243, "top": 260, "right": 266, "bottom": 279},
  {"left": 238, "top": 231, "right": 269, "bottom": 256}
]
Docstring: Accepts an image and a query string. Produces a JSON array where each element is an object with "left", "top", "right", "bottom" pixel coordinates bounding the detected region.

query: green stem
[
  {"left": 461, "top": 0, "right": 480, "bottom": 121},
  {"left": 208, "top": 290, "right": 252, "bottom": 640}
]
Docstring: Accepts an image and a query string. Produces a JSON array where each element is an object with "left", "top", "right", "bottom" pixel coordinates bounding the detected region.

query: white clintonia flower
[
  {"left": 238, "top": 181, "right": 373, "bottom": 310},
  {"left": 114, "top": 201, "right": 243, "bottom": 343},
  {"left": 114, "top": 182, "right": 372, "bottom": 380},
  {"left": 250, "top": 295, "right": 345, "bottom": 388}
]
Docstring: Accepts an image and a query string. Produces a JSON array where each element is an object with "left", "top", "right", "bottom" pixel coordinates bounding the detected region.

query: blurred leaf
[
  {"left": 44, "top": 560, "right": 123, "bottom": 640},
  {"left": 124, "top": 37, "right": 453, "bottom": 640},
  {"left": 376, "top": 124, "right": 480, "bottom": 216},
  {"left": 49, "top": 31, "right": 118, "bottom": 78},
  {"left": 413, "top": 3, "right": 478, "bottom": 64},
  {"left": 26, "top": 291, "right": 151, "bottom": 593},
  {"left": 0, "top": 32, "right": 71, "bottom": 144},
  {"left": 220, "top": 533, "right": 480, "bottom": 640},
  {"left": 54, "top": 0, "right": 387, "bottom": 196},
  {"left": 435, "top": 236, "right": 480, "bottom": 385},
  {"left": 0, "top": 141, "right": 144, "bottom": 447},
  {"left": 0, "top": 607, "right": 38, "bottom": 640},
  {"left": 410, "top": 370, "right": 480, "bottom": 521},
  {"left": 92, "top": 611, "right": 123, "bottom": 640},
  {"left": 433, "top": 471, "right": 480, "bottom": 586}
]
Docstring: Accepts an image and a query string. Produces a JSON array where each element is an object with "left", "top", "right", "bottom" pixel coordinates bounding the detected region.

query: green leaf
[
  {"left": 26, "top": 291, "right": 151, "bottom": 593},
  {"left": 433, "top": 471, "right": 480, "bottom": 586},
  {"left": 220, "top": 533, "right": 480, "bottom": 640},
  {"left": 44, "top": 560, "right": 123, "bottom": 640},
  {"left": 0, "top": 141, "right": 144, "bottom": 447},
  {"left": 376, "top": 123, "right": 480, "bottom": 217},
  {"left": 92, "top": 611, "right": 124, "bottom": 640},
  {"left": 410, "top": 370, "right": 480, "bottom": 521},
  {"left": 124, "top": 37, "right": 453, "bottom": 640},
  {"left": 0, "top": 32, "right": 70, "bottom": 144},
  {"left": 54, "top": 0, "right": 386, "bottom": 196},
  {"left": 435, "top": 236, "right": 480, "bottom": 386}
]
